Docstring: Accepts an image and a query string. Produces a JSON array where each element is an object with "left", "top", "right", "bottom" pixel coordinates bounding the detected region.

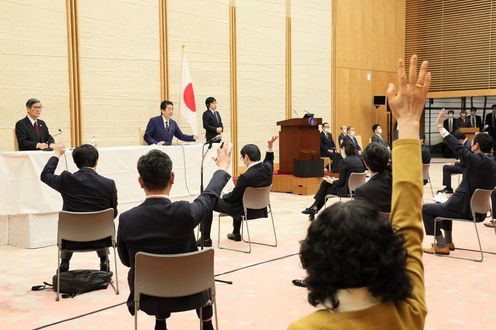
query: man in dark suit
[
  {"left": 302, "top": 141, "right": 365, "bottom": 220},
  {"left": 457, "top": 110, "right": 469, "bottom": 128},
  {"left": 342, "top": 126, "right": 362, "bottom": 155},
  {"left": 337, "top": 125, "right": 347, "bottom": 147},
  {"left": 466, "top": 107, "right": 482, "bottom": 130},
  {"left": 15, "top": 98, "right": 55, "bottom": 151},
  {"left": 320, "top": 122, "right": 342, "bottom": 172},
  {"left": 484, "top": 104, "right": 496, "bottom": 143},
  {"left": 423, "top": 110, "right": 496, "bottom": 255},
  {"left": 197, "top": 136, "right": 277, "bottom": 245},
  {"left": 370, "top": 124, "right": 389, "bottom": 149},
  {"left": 355, "top": 142, "right": 392, "bottom": 213},
  {"left": 202, "top": 97, "right": 223, "bottom": 142},
  {"left": 117, "top": 145, "right": 232, "bottom": 330},
  {"left": 443, "top": 109, "right": 459, "bottom": 134},
  {"left": 144, "top": 100, "right": 201, "bottom": 145},
  {"left": 437, "top": 131, "right": 472, "bottom": 194},
  {"left": 40, "top": 143, "right": 118, "bottom": 272}
]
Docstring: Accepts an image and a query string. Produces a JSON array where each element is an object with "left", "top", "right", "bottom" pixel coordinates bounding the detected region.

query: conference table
[{"left": 0, "top": 143, "right": 226, "bottom": 248}]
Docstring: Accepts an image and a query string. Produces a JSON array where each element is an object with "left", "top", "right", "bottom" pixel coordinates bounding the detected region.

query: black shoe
[
  {"left": 196, "top": 237, "right": 212, "bottom": 247},
  {"left": 437, "top": 187, "right": 453, "bottom": 194},
  {"left": 292, "top": 279, "right": 307, "bottom": 287},
  {"left": 302, "top": 206, "right": 318, "bottom": 215},
  {"left": 58, "top": 259, "right": 69, "bottom": 273},
  {"left": 227, "top": 233, "right": 241, "bottom": 241}
]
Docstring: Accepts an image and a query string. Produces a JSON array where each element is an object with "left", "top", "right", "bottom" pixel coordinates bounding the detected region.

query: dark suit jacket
[
  {"left": 144, "top": 116, "right": 195, "bottom": 145},
  {"left": 443, "top": 134, "right": 496, "bottom": 217},
  {"left": 40, "top": 156, "right": 118, "bottom": 249},
  {"left": 117, "top": 170, "right": 230, "bottom": 316},
  {"left": 332, "top": 155, "right": 365, "bottom": 197},
  {"left": 320, "top": 131, "right": 336, "bottom": 156},
  {"left": 338, "top": 133, "right": 346, "bottom": 147},
  {"left": 456, "top": 118, "right": 469, "bottom": 128},
  {"left": 443, "top": 117, "right": 459, "bottom": 134},
  {"left": 342, "top": 135, "right": 362, "bottom": 154},
  {"left": 421, "top": 144, "right": 431, "bottom": 164},
  {"left": 465, "top": 115, "right": 482, "bottom": 130},
  {"left": 355, "top": 170, "right": 392, "bottom": 212},
  {"left": 485, "top": 113, "right": 496, "bottom": 137},
  {"left": 15, "top": 116, "right": 54, "bottom": 150},
  {"left": 202, "top": 110, "right": 223, "bottom": 141},
  {"left": 371, "top": 134, "right": 389, "bottom": 148}
]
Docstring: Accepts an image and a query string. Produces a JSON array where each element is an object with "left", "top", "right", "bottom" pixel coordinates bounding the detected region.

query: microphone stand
[{"left": 200, "top": 141, "right": 233, "bottom": 285}]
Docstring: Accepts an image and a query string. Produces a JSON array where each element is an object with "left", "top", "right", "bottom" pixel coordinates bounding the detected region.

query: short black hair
[
  {"left": 363, "top": 142, "right": 389, "bottom": 173},
  {"left": 240, "top": 144, "right": 261, "bottom": 161},
  {"left": 205, "top": 97, "right": 216, "bottom": 109},
  {"left": 342, "top": 141, "right": 355, "bottom": 157},
  {"left": 459, "top": 110, "right": 466, "bottom": 115},
  {"left": 322, "top": 122, "right": 329, "bottom": 127},
  {"left": 453, "top": 131, "right": 466, "bottom": 140},
  {"left": 300, "top": 200, "right": 412, "bottom": 309},
  {"left": 470, "top": 107, "right": 477, "bottom": 112},
  {"left": 492, "top": 104, "right": 496, "bottom": 109},
  {"left": 346, "top": 126, "right": 354, "bottom": 133},
  {"left": 372, "top": 124, "right": 381, "bottom": 132},
  {"left": 137, "top": 150, "right": 173, "bottom": 190},
  {"left": 474, "top": 133, "right": 493, "bottom": 153},
  {"left": 160, "top": 100, "right": 173, "bottom": 111},
  {"left": 448, "top": 110, "right": 454, "bottom": 114},
  {"left": 26, "top": 98, "right": 40, "bottom": 108},
  {"left": 72, "top": 144, "right": 99, "bottom": 169}
]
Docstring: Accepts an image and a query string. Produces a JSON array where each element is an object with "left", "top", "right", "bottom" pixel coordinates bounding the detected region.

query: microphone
[
  {"left": 292, "top": 108, "right": 299, "bottom": 117},
  {"left": 204, "top": 135, "right": 221, "bottom": 146},
  {"left": 482, "top": 125, "right": 489, "bottom": 132},
  {"left": 302, "top": 109, "right": 311, "bottom": 114},
  {"left": 51, "top": 129, "right": 63, "bottom": 139}
]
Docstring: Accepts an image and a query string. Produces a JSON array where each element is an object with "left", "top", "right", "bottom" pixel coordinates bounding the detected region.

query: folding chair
[
  {"left": 433, "top": 188, "right": 494, "bottom": 262},
  {"left": 56, "top": 208, "right": 119, "bottom": 301},
  {"left": 218, "top": 185, "right": 277, "bottom": 253},
  {"left": 422, "top": 164, "right": 435, "bottom": 197},
  {"left": 134, "top": 249, "right": 218, "bottom": 330},
  {"left": 325, "top": 172, "right": 367, "bottom": 207}
]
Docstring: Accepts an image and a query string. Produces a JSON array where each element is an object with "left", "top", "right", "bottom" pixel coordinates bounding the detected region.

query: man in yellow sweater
[{"left": 288, "top": 54, "right": 429, "bottom": 330}]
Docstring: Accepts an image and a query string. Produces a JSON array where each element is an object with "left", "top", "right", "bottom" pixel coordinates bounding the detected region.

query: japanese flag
[{"left": 178, "top": 55, "right": 197, "bottom": 134}]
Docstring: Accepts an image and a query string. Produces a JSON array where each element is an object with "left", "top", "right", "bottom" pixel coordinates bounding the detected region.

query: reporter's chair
[
  {"left": 217, "top": 185, "right": 277, "bottom": 253},
  {"left": 324, "top": 172, "right": 367, "bottom": 207},
  {"left": 433, "top": 188, "right": 494, "bottom": 262},
  {"left": 56, "top": 208, "right": 119, "bottom": 301},
  {"left": 134, "top": 249, "right": 218, "bottom": 330}
]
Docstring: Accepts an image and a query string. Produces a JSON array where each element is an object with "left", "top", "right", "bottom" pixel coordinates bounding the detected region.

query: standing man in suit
[
  {"left": 466, "top": 107, "right": 482, "bottom": 130},
  {"left": 371, "top": 124, "right": 389, "bottom": 149},
  {"left": 355, "top": 142, "right": 392, "bottom": 213},
  {"left": 117, "top": 145, "right": 232, "bottom": 330},
  {"left": 423, "top": 110, "right": 496, "bottom": 255},
  {"left": 484, "top": 104, "right": 496, "bottom": 143},
  {"left": 15, "top": 98, "right": 55, "bottom": 151},
  {"left": 437, "top": 131, "right": 471, "bottom": 194},
  {"left": 202, "top": 97, "right": 223, "bottom": 142},
  {"left": 144, "top": 100, "right": 202, "bottom": 145},
  {"left": 40, "top": 143, "right": 118, "bottom": 272},
  {"left": 302, "top": 142, "right": 365, "bottom": 220},
  {"left": 198, "top": 136, "right": 277, "bottom": 246},
  {"left": 342, "top": 126, "right": 362, "bottom": 155},
  {"left": 443, "top": 109, "right": 458, "bottom": 134},
  {"left": 320, "top": 122, "right": 342, "bottom": 172},
  {"left": 457, "top": 110, "right": 469, "bottom": 128}
]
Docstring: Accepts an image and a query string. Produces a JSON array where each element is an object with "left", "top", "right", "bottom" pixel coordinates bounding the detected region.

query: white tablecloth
[{"left": 0, "top": 143, "right": 225, "bottom": 247}]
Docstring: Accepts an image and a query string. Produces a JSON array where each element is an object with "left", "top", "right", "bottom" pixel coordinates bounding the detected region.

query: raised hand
[
  {"left": 436, "top": 108, "right": 446, "bottom": 128},
  {"left": 267, "top": 135, "right": 278, "bottom": 150},
  {"left": 215, "top": 142, "right": 232, "bottom": 171}
]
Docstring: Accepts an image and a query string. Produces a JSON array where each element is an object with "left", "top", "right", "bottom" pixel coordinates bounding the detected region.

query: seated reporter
[
  {"left": 422, "top": 111, "right": 496, "bottom": 255},
  {"left": 40, "top": 143, "right": 118, "bottom": 272},
  {"left": 355, "top": 142, "right": 392, "bottom": 213},
  {"left": 437, "top": 131, "right": 471, "bottom": 194},
  {"left": 320, "top": 122, "right": 342, "bottom": 172},
  {"left": 289, "top": 54, "right": 429, "bottom": 330},
  {"left": 197, "top": 136, "right": 277, "bottom": 246},
  {"left": 370, "top": 124, "right": 389, "bottom": 149},
  {"left": 117, "top": 145, "right": 232, "bottom": 330},
  {"left": 302, "top": 141, "right": 365, "bottom": 220}
]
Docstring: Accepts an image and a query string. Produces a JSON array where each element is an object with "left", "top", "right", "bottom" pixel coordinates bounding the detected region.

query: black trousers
[
  {"left": 442, "top": 163, "right": 464, "bottom": 188},
  {"left": 157, "top": 304, "right": 213, "bottom": 321},
  {"left": 314, "top": 181, "right": 338, "bottom": 209},
  {"left": 202, "top": 199, "right": 243, "bottom": 238},
  {"left": 61, "top": 248, "right": 108, "bottom": 260}
]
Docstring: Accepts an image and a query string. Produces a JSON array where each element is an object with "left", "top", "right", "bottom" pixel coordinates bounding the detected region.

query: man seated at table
[
  {"left": 40, "top": 143, "right": 118, "bottom": 272},
  {"left": 15, "top": 98, "right": 55, "bottom": 151},
  {"left": 117, "top": 145, "right": 232, "bottom": 330},
  {"left": 197, "top": 136, "right": 277, "bottom": 246},
  {"left": 144, "top": 100, "right": 202, "bottom": 145}
]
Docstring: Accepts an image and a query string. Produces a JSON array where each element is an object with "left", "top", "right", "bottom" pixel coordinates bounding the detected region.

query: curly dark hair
[{"left": 300, "top": 200, "right": 412, "bottom": 309}]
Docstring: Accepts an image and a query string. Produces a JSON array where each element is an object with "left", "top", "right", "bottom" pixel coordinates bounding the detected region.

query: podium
[
  {"left": 277, "top": 117, "right": 322, "bottom": 175},
  {"left": 459, "top": 127, "right": 479, "bottom": 143}
]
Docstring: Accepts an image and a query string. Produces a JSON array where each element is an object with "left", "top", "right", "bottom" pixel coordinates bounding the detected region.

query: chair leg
[
  {"left": 56, "top": 249, "right": 60, "bottom": 301},
  {"left": 218, "top": 215, "right": 250, "bottom": 253},
  {"left": 212, "top": 294, "right": 219, "bottom": 330},
  {"left": 245, "top": 208, "right": 278, "bottom": 248},
  {"left": 200, "top": 306, "right": 203, "bottom": 330},
  {"left": 134, "top": 306, "right": 138, "bottom": 330},
  {"left": 473, "top": 220, "right": 484, "bottom": 262},
  {"left": 112, "top": 246, "right": 120, "bottom": 294},
  {"left": 429, "top": 179, "right": 434, "bottom": 197}
]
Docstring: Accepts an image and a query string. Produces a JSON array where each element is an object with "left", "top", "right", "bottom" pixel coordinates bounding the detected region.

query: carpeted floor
[{"left": 1, "top": 159, "right": 496, "bottom": 329}]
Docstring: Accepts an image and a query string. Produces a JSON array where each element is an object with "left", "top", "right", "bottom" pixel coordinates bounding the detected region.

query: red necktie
[{"left": 34, "top": 122, "right": 41, "bottom": 139}]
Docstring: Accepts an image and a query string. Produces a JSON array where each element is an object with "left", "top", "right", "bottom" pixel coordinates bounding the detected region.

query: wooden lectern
[
  {"left": 459, "top": 127, "right": 479, "bottom": 143},
  {"left": 277, "top": 118, "right": 322, "bottom": 174}
]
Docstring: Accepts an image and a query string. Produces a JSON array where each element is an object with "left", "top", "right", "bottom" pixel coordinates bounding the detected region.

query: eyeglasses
[{"left": 32, "top": 105, "right": 43, "bottom": 110}]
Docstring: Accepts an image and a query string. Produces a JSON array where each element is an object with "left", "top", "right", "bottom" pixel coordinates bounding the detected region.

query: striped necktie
[{"left": 165, "top": 121, "right": 170, "bottom": 136}]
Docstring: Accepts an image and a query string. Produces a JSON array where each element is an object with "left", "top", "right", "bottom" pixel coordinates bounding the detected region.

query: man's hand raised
[
  {"left": 267, "top": 135, "right": 278, "bottom": 151},
  {"left": 215, "top": 143, "right": 232, "bottom": 171}
]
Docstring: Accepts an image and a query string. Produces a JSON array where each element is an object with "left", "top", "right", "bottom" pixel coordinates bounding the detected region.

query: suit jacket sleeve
[
  {"left": 144, "top": 118, "right": 158, "bottom": 145},
  {"left": 15, "top": 120, "right": 37, "bottom": 150},
  {"left": 111, "top": 181, "right": 118, "bottom": 218},
  {"left": 173, "top": 122, "right": 195, "bottom": 142},
  {"left": 222, "top": 173, "right": 247, "bottom": 203},
  {"left": 333, "top": 160, "right": 350, "bottom": 189},
  {"left": 203, "top": 111, "right": 218, "bottom": 134},
  {"left": 117, "top": 220, "right": 130, "bottom": 267},
  {"left": 40, "top": 156, "right": 63, "bottom": 191},
  {"left": 371, "top": 135, "right": 380, "bottom": 143},
  {"left": 320, "top": 133, "right": 327, "bottom": 155},
  {"left": 444, "top": 134, "right": 480, "bottom": 169}
]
